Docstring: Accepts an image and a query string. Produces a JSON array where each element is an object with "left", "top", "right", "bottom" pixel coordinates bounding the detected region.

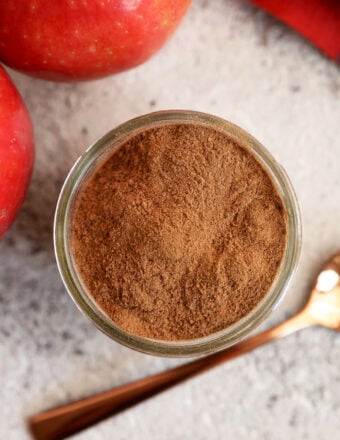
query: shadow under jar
[{"left": 54, "top": 110, "right": 301, "bottom": 357}]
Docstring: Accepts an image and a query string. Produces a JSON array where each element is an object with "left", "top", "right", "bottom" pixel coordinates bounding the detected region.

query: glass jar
[{"left": 54, "top": 110, "right": 301, "bottom": 357}]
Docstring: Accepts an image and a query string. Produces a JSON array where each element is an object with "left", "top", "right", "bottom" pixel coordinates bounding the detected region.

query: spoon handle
[{"left": 29, "top": 311, "right": 311, "bottom": 440}]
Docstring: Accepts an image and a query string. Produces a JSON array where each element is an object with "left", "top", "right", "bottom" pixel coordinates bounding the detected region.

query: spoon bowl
[{"left": 304, "top": 253, "right": 340, "bottom": 330}]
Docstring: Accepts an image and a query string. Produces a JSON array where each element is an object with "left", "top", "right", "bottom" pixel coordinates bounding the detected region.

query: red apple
[
  {"left": 0, "top": 66, "right": 34, "bottom": 239},
  {"left": 0, "top": 0, "right": 191, "bottom": 81}
]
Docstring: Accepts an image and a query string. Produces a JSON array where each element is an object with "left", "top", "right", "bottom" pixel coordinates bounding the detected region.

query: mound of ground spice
[{"left": 71, "top": 123, "right": 287, "bottom": 340}]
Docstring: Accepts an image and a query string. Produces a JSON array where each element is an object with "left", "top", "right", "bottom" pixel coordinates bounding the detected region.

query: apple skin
[
  {"left": 0, "top": 66, "right": 34, "bottom": 239},
  {"left": 0, "top": 0, "right": 191, "bottom": 81}
]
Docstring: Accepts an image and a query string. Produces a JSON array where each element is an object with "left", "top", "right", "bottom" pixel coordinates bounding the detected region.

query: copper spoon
[{"left": 29, "top": 252, "right": 340, "bottom": 440}]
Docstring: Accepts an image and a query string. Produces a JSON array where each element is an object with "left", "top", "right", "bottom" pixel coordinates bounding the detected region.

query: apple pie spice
[{"left": 71, "top": 124, "right": 287, "bottom": 341}]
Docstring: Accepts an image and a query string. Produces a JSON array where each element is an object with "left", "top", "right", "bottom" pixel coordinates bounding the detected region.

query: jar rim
[{"left": 54, "top": 110, "right": 301, "bottom": 357}]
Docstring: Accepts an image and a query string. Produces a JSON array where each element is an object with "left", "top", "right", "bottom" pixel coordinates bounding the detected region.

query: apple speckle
[
  {"left": 121, "top": 0, "right": 141, "bottom": 12},
  {"left": 0, "top": 209, "right": 8, "bottom": 220}
]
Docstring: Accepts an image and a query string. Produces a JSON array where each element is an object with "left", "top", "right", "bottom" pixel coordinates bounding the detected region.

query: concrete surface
[{"left": 1, "top": 0, "right": 340, "bottom": 439}]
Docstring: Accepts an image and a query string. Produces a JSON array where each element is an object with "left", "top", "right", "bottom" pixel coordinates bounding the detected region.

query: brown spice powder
[{"left": 71, "top": 124, "right": 287, "bottom": 340}]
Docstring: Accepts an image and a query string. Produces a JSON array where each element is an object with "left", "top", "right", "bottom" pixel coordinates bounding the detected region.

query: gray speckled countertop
[{"left": 1, "top": 1, "right": 340, "bottom": 439}]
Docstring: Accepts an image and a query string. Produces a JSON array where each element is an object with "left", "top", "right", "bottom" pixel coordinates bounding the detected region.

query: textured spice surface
[{"left": 71, "top": 124, "right": 287, "bottom": 340}]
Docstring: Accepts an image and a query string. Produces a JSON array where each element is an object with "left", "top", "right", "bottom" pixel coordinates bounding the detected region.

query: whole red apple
[
  {"left": 0, "top": 0, "right": 191, "bottom": 81},
  {"left": 0, "top": 66, "right": 34, "bottom": 239}
]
